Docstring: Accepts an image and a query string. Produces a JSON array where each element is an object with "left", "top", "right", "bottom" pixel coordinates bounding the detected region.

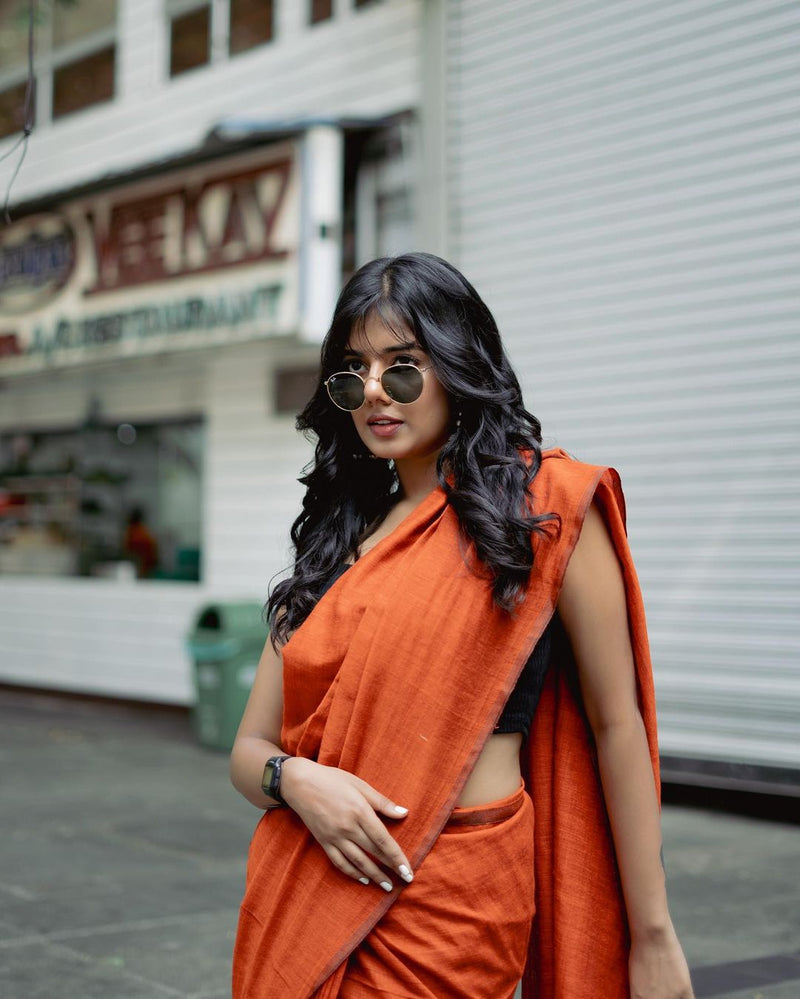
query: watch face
[{"left": 262, "top": 761, "right": 277, "bottom": 793}]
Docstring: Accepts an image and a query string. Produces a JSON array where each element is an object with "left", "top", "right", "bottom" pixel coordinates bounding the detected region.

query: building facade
[
  {"left": 2, "top": 0, "right": 798, "bottom": 785},
  {"left": 0, "top": 0, "right": 423, "bottom": 702}
]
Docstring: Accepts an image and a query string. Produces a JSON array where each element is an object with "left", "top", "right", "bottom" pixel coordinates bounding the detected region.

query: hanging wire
[{"left": 2, "top": 0, "right": 36, "bottom": 224}]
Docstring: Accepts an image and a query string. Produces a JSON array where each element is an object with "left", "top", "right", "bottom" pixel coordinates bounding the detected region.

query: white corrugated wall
[{"left": 446, "top": 0, "right": 800, "bottom": 774}]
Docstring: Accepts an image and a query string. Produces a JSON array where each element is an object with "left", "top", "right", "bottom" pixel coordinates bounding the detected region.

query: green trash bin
[{"left": 187, "top": 602, "right": 268, "bottom": 750}]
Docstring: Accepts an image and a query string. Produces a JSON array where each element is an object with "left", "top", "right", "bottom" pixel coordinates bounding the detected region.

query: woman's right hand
[{"left": 280, "top": 757, "right": 413, "bottom": 892}]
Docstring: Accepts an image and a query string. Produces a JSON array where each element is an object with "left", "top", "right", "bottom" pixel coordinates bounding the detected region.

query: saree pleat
[
  {"left": 333, "top": 783, "right": 534, "bottom": 999},
  {"left": 232, "top": 449, "right": 659, "bottom": 999}
]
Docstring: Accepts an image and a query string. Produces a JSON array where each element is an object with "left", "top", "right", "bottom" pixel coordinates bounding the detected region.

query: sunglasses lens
[
  {"left": 326, "top": 365, "right": 426, "bottom": 410},
  {"left": 382, "top": 366, "right": 424, "bottom": 404},
  {"left": 327, "top": 373, "right": 364, "bottom": 411}
]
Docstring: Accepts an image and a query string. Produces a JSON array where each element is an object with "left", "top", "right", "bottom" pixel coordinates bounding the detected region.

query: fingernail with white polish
[
  {"left": 399, "top": 865, "right": 413, "bottom": 882},
  {"left": 393, "top": 805, "right": 408, "bottom": 815},
  {"left": 358, "top": 877, "right": 370, "bottom": 885},
  {"left": 380, "top": 881, "right": 393, "bottom": 892}
]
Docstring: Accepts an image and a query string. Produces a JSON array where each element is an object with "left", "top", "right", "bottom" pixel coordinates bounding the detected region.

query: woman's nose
[{"left": 362, "top": 365, "right": 389, "bottom": 403}]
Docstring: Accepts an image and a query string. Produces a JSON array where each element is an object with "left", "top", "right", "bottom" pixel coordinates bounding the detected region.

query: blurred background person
[{"left": 123, "top": 506, "right": 159, "bottom": 578}]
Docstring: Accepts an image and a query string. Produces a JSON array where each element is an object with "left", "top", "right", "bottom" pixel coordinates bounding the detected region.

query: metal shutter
[{"left": 446, "top": 0, "right": 800, "bottom": 780}]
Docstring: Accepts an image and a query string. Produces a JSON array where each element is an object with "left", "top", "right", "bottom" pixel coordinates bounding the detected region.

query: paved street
[{"left": 0, "top": 687, "right": 798, "bottom": 999}]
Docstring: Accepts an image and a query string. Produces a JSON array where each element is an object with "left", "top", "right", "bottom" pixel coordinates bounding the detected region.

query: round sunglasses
[{"left": 324, "top": 364, "right": 432, "bottom": 411}]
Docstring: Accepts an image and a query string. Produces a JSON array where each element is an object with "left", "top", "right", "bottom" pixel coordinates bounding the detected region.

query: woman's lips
[{"left": 366, "top": 417, "right": 404, "bottom": 438}]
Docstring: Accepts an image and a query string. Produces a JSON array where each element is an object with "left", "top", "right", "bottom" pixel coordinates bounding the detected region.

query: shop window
[
  {"left": 230, "top": 0, "right": 273, "bottom": 55},
  {"left": 0, "top": 0, "right": 116, "bottom": 131},
  {"left": 310, "top": 0, "right": 333, "bottom": 25},
  {"left": 169, "top": 5, "right": 211, "bottom": 77},
  {"left": 0, "top": 419, "right": 204, "bottom": 582}
]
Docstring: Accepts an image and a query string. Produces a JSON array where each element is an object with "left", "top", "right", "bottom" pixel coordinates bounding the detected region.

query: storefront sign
[
  {"left": 0, "top": 143, "right": 301, "bottom": 376},
  {"left": 87, "top": 159, "right": 292, "bottom": 293},
  {"left": 0, "top": 214, "right": 76, "bottom": 313},
  {"left": 2, "top": 285, "right": 282, "bottom": 362}
]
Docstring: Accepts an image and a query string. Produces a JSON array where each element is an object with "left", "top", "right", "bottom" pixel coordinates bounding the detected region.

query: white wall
[
  {"left": 3, "top": 0, "right": 421, "bottom": 205},
  {"left": 0, "top": 577, "right": 202, "bottom": 702}
]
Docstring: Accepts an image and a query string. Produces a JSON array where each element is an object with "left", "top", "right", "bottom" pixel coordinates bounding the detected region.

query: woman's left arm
[{"left": 557, "top": 501, "right": 694, "bottom": 999}]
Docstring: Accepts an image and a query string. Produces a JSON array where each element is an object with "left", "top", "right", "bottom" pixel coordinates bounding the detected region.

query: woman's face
[{"left": 340, "top": 313, "right": 452, "bottom": 469}]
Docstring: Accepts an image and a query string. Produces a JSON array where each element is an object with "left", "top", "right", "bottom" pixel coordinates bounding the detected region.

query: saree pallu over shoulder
[
  {"left": 522, "top": 466, "right": 660, "bottom": 999},
  {"left": 232, "top": 449, "right": 660, "bottom": 999}
]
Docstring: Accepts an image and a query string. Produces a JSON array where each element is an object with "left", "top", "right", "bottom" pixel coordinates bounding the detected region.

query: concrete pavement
[{"left": 0, "top": 687, "right": 797, "bottom": 999}]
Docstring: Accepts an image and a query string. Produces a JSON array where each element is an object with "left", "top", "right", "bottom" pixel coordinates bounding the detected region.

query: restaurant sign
[{"left": 0, "top": 143, "right": 301, "bottom": 375}]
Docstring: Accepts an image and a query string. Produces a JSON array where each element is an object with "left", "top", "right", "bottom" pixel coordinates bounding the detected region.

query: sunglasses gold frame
[{"left": 324, "top": 364, "right": 432, "bottom": 411}]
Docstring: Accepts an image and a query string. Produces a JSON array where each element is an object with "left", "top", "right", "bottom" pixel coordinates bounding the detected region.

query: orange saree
[{"left": 232, "top": 449, "right": 660, "bottom": 999}]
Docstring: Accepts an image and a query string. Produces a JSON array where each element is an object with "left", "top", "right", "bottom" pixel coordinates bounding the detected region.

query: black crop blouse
[{"left": 317, "top": 564, "right": 553, "bottom": 739}]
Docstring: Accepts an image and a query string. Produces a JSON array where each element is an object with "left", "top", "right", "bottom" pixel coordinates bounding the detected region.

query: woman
[{"left": 230, "top": 253, "right": 694, "bottom": 999}]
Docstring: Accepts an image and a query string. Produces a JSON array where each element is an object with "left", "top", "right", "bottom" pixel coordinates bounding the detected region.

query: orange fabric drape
[
  {"left": 232, "top": 449, "right": 659, "bottom": 999},
  {"left": 333, "top": 783, "right": 535, "bottom": 999},
  {"left": 523, "top": 471, "right": 660, "bottom": 998}
]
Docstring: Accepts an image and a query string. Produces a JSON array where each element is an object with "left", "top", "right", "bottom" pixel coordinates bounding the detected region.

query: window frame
[
  {"left": 309, "top": 0, "right": 334, "bottom": 25},
  {"left": 165, "top": 0, "right": 275, "bottom": 79},
  {"left": 167, "top": 1, "right": 213, "bottom": 78},
  {"left": 0, "top": 1, "right": 118, "bottom": 135},
  {"left": 0, "top": 76, "right": 33, "bottom": 141}
]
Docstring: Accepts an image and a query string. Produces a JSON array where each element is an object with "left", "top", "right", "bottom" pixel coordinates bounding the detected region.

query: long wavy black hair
[{"left": 268, "top": 252, "right": 556, "bottom": 645}]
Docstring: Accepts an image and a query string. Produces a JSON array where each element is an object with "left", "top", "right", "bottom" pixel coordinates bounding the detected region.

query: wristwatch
[{"left": 261, "top": 755, "right": 292, "bottom": 806}]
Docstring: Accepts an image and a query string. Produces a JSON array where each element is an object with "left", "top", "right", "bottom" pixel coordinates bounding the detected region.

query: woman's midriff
[{"left": 455, "top": 731, "right": 524, "bottom": 807}]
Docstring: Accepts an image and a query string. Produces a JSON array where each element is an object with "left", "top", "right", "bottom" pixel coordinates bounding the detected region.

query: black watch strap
[{"left": 261, "top": 755, "right": 292, "bottom": 806}]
